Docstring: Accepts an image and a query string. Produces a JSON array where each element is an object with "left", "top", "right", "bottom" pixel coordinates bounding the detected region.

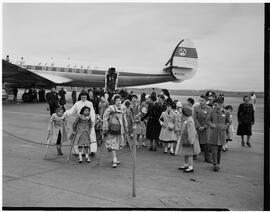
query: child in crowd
[
  {"left": 223, "top": 105, "right": 234, "bottom": 151},
  {"left": 175, "top": 106, "right": 201, "bottom": 172},
  {"left": 133, "top": 107, "right": 147, "bottom": 148},
  {"left": 71, "top": 106, "right": 93, "bottom": 163},
  {"left": 159, "top": 100, "right": 177, "bottom": 155},
  {"left": 47, "top": 106, "right": 68, "bottom": 156}
]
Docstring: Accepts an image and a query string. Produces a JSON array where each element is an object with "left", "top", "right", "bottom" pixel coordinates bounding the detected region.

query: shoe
[
  {"left": 213, "top": 165, "right": 219, "bottom": 172},
  {"left": 241, "top": 141, "right": 245, "bottom": 146},
  {"left": 57, "top": 147, "right": 64, "bottom": 155},
  {"left": 184, "top": 168, "right": 194, "bottom": 173},
  {"left": 222, "top": 148, "right": 226, "bottom": 152},
  {"left": 178, "top": 166, "right": 188, "bottom": 170},
  {"left": 90, "top": 152, "right": 95, "bottom": 158},
  {"left": 142, "top": 143, "right": 147, "bottom": 147},
  {"left": 112, "top": 160, "right": 120, "bottom": 164},
  {"left": 152, "top": 148, "right": 157, "bottom": 151},
  {"left": 170, "top": 152, "right": 175, "bottom": 156},
  {"left": 247, "top": 142, "right": 252, "bottom": 147},
  {"left": 164, "top": 151, "right": 167, "bottom": 154},
  {"left": 86, "top": 158, "right": 91, "bottom": 163},
  {"left": 205, "top": 159, "right": 212, "bottom": 163},
  {"left": 149, "top": 147, "right": 153, "bottom": 151},
  {"left": 78, "top": 159, "right": 83, "bottom": 163},
  {"left": 112, "top": 163, "right": 117, "bottom": 168},
  {"left": 193, "top": 155, "right": 197, "bottom": 160}
]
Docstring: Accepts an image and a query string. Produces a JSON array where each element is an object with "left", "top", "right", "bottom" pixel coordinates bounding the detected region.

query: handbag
[
  {"left": 168, "top": 122, "right": 175, "bottom": 130},
  {"left": 108, "top": 108, "right": 121, "bottom": 135}
]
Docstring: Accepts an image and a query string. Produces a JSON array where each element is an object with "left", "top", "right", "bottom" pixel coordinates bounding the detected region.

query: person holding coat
[
  {"left": 103, "top": 94, "right": 128, "bottom": 168},
  {"left": 193, "top": 95, "right": 212, "bottom": 163},
  {"left": 207, "top": 97, "right": 230, "bottom": 172},
  {"left": 175, "top": 106, "right": 200, "bottom": 173},
  {"left": 237, "top": 96, "right": 255, "bottom": 147}
]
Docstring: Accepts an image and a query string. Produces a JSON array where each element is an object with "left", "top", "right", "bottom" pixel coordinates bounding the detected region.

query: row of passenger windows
[{"left": 22, "top": 65, "right": 92, "bottom": 74}]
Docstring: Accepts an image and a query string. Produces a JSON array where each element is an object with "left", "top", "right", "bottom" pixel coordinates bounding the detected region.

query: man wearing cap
[
  {"left": 207, "top": 97, "right": 230, "bottom": 172},
  {"left": 63, "top": 90, "right": 97, "bottom": 156},
  {"left": 193, "top": 95, "right": 212, "bottom": 163}
]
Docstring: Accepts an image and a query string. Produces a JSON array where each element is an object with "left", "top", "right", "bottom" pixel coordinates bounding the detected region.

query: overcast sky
[{"left": 2, "top": 3, "right": 264, "bottom": 91}]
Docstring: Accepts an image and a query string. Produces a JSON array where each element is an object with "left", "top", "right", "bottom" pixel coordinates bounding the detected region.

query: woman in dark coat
[
  {"left": 142, "top": 95, "right": 162, "bottom": 151},
  {"left": 237, "top": 96, "right": 255, "bottom": 147}
]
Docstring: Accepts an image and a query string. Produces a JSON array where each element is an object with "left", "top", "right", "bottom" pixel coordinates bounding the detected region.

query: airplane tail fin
[{"left": 164, "top": 39, "right": 198, "bottom": 81}]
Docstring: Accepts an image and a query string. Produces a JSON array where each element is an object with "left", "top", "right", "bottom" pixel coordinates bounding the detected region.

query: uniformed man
[
  {"left": 193, "top": 95, "right": 212, "bottom": 163},
  {"left": 46, "top": 87, "right": 59, "bottom": 115}
]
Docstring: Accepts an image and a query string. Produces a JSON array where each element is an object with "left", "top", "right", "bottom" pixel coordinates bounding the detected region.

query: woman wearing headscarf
[{"left": 103, "top": 94, "right": 128, "bottom": 168}]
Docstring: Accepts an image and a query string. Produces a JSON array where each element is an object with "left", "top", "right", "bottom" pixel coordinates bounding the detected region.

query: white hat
[
  {"left": 176, "top": 101, "right": 183, "bottom": 108},
  {"left": 141, "top": 107, "right": 147, "bottom": 114}
]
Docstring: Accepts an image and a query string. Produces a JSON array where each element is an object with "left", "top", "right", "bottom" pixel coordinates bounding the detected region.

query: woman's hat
[
  {"left": 80, "top": 106, "right": 90, "bottom": 114},
  {"left": 141, "top": 107, "right": 147, "bottom": 114},
  {"left": 182, "top": 106, "right": 193, "bottom": 117},
  {"left": 176, "top": 101, "right": 183, "bottom": 108}
]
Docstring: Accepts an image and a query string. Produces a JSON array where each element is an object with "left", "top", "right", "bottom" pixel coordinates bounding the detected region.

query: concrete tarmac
[{"left": 2, "top": 101, "right": 264, "bottom": 210}]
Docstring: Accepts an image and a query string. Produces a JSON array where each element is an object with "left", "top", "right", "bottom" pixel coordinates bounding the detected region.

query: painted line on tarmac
[{"left": 3, "top": 111, "right": 49, "bottom": 117}]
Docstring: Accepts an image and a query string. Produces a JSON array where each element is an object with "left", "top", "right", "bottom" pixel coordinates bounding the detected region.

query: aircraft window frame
[{"left": 60, "top": 68, "right": 65, "bottom": 72}]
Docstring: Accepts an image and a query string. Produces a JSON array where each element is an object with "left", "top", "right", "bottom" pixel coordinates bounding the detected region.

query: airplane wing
[{"left": 2, "top": 60, "right": 70, "bottom": 88}]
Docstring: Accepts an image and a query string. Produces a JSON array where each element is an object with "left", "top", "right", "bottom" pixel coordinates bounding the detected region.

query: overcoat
[
  {"left": 193, "top": 104, "right": 212, "bottom": 144},
  {"left": 237, "top": 103, "right": 254, "bottom": 136},
  {"left": 47, "top": 113, "right": 68, "bottom": 145},
  {"left": 71, "top": 115, "right": 93, "bottom": 146},
  {"left": 175, "top": 116, "right": 200, "bottom": 156},
  {"left": 142, "top": 102, "right": 162, "bottom": 140},
  {"left": 159, "top": 110, "right": 177, "bottom": 142},
  {"left": 103, "top": 105, "right": 128, "bottom": 150},
  {"left": 207, "top": 108, "right": 230, "bottom": 146}
]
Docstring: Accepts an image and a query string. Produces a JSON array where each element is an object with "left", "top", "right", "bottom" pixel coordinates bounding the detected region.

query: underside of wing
[{"left": 2, "top": 60, "right": 55, "bottom": 88}]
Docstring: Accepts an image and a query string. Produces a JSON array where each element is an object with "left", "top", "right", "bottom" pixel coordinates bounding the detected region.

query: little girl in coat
[
  {"left": 133, "top": 107, "right": 147, "bottom": 147},
  {"left": 71, "top": 106, "right": 94, "bottom": 163},
  {"left": 47, "top": 106, "right": 68, "bottom": 155},
  {"left": 223, "top": 105, "right": 234, "bottom": 151}
]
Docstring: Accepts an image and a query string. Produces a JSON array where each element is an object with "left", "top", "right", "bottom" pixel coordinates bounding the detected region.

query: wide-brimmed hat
[{"left": 182, "top": 106, "right": 193, "bottom": 117}]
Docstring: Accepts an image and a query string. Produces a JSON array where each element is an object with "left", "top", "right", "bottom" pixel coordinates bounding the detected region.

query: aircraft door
[{"left": 105, "top": 67, "right": 119, "bottom": 93}]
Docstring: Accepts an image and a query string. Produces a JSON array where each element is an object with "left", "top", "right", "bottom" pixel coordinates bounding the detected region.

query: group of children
[{"left": 46, "top": 91, "right": 234, "bottom": 172}]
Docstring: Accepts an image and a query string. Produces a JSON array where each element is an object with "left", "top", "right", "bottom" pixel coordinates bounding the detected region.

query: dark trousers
[
  {"left": 211, "top": 145, "right": 222, "bottom": 165},
  {"left": 56, "top": 130, "right": 61, "bottom": 145},
  {"left": 201, "top": 144, "right": 211, "bottom": 161},
  {"left": 49, "top": 104, "right": 58, "bottom": 115}
]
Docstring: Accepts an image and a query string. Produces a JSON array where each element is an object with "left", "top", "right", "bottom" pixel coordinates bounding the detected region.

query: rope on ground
[{"left": 2, "top": 130, "right": 97, "bottom": 147}]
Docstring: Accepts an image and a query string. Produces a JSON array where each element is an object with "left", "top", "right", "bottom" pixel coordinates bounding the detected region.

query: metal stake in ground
[{"left": 132, "top": 136, "right": 136, "bottom": 197}]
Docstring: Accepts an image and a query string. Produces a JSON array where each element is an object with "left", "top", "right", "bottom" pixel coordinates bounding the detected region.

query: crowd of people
[{"left": 46, "top": 87, "right": 256, "bottom": 172}]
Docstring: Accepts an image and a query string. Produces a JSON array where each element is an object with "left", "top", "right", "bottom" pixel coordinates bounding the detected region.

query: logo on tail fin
[{"left": 174, "top": 47, "right": 197, "bottom": 58}]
